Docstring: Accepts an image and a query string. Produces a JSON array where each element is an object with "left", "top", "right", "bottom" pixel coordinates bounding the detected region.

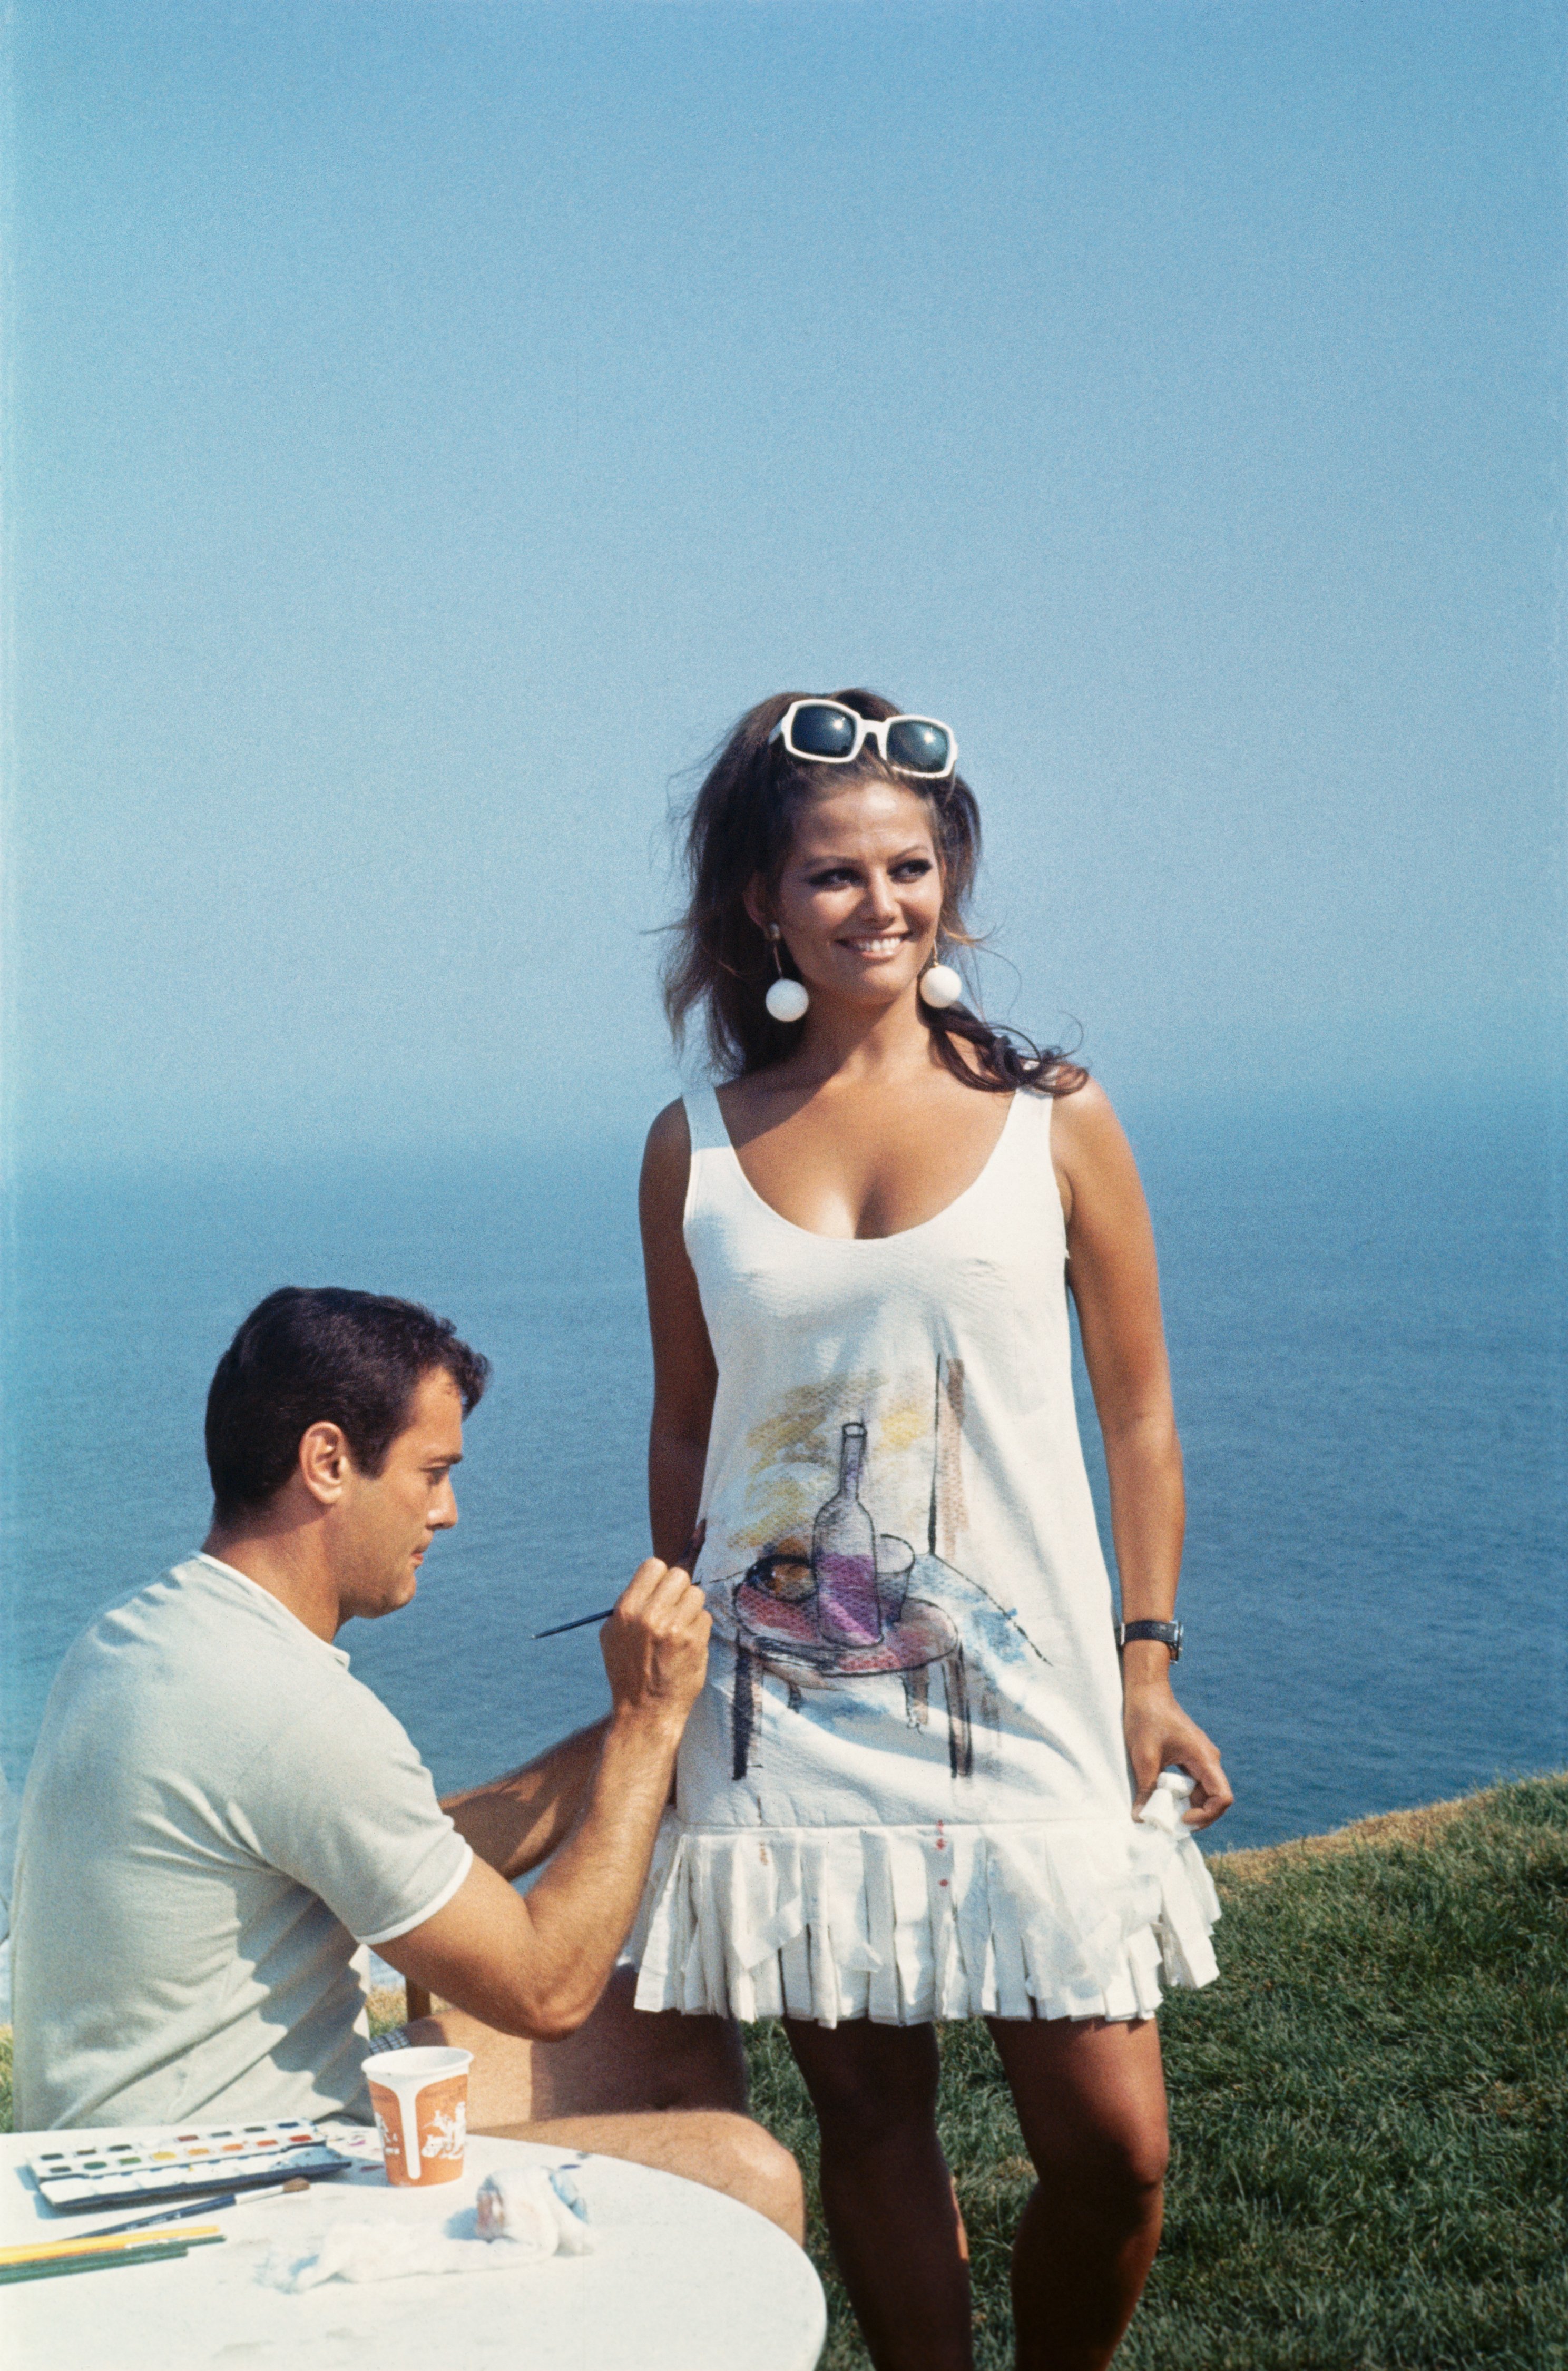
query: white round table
[{"left": 0, "top": 2125, "right": 826, "bottom": 2371}]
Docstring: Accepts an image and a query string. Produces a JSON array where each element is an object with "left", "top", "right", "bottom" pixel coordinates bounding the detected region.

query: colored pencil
[
  {"left": 0, "top": 2237, "right": 223, "bottom": 2284},
  {"left": 0, "top": 2225, "right": 223, "bottom": 2269}
]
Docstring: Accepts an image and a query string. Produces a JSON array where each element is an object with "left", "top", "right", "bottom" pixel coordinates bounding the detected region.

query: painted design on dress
[
  {"left": 737, "top": 1371, "right": 931, "bottom": 1557},
  {"left": 928, "top": 1354, "right": 967, "bottom": 1562},
  {"left": 707, "top": 1356, "right": 1048, "bottom": 1785}
]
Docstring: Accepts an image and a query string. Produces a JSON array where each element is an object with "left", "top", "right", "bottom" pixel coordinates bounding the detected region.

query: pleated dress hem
[{"left": 629, "top": 1774, "right": 1221, "bottom": 2029}]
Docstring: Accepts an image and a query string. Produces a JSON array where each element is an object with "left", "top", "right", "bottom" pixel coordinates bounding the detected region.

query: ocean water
[{"left": 2, "top": 1091, "right": 1563, "bottom": 1857}]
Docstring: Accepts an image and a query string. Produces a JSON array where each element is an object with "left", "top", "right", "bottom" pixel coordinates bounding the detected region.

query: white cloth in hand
[{"left": 1133, "top": 1770, "right": 1196, "bottom": 1835}]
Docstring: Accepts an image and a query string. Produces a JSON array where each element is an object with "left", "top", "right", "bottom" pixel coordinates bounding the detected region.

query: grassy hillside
[
  {"left": 749, "top": 1777, "right": 1567, "bottom": 2371},
  {"left": 3, "top": 1776, "right": 1562, "bottom": 2367}
]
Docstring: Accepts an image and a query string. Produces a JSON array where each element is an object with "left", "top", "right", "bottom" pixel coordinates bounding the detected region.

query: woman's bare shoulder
[
  {"left": 640, "top": 1098, "right": 692, "bottom": 1211},
  {"left": 1047, "top": 1077, "right": 1145, "bottom": 1211},
  {"left": 644, "top": 1096, "right": 691, "bottom": 1156},
  {"left": 1047, "top": 1074, "right": 1122, "bottom": 1150}
]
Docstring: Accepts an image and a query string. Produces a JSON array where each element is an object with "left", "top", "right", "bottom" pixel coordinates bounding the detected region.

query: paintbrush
[
  {"left": 64, "top": 2174, "right": 313, "bottom": 2243},
  {"left": 533, "top": 1529, "right": 707, "bottom": 1641},
  {"left": 532, "top": 1606, "right": 616, "bottom": 1640}
]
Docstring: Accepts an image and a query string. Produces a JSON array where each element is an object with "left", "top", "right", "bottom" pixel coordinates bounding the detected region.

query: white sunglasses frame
[{"left": 768, "top": 699, "right": 958, "bottom": 780}]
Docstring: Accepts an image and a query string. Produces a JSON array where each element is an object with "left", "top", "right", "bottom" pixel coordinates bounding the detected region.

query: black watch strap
[{"left": 1115, "top": 1619, "right": 1183, "bottom": 1662}]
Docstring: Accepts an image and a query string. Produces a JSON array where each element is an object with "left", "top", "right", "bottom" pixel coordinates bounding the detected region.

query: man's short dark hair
[{"left": 205, "top": 1287, "right": 490, "bottom": 1523}]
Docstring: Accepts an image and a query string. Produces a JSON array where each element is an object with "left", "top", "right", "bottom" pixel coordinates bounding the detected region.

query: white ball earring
[
  {"left": 918, "top": 950, "right": 964, "bottom": 1010},
  {"left": 764, "top": 927, "right": 810, "bottom": 1024}
]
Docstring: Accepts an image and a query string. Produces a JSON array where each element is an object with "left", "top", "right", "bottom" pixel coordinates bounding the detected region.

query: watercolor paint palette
[{"left": 30, "top": 2122, "right": 355, "bottom": 2212}]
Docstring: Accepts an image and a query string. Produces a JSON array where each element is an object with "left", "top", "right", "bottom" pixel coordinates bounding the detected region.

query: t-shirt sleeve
[{"left": 236, "top": 1672, "right": 473, "bottom": 1947}]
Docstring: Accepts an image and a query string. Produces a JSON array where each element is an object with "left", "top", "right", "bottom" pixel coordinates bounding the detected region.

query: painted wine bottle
[{"left": 812, "top": 1422, "right": 883, "bottom": 1645}]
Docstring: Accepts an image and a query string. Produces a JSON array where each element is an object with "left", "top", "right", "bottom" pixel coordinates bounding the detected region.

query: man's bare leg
[
  {"left": 499, "top": 2108, "right": 804, "bottom": 2242},
  {"left": 401, "top": 1967, "right": 803, "bottom": 2242}
]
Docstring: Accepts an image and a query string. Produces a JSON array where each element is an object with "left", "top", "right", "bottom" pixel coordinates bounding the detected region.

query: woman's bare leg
[
  {"left": 785, "top": 2016, "right": 972, "bottom": 2371},
  {"left": 986, "top": 2014, "right": 1168, "bottom": 2371}
]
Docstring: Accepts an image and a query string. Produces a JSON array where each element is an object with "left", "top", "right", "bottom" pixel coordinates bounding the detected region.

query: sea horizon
[{"left": 3, "top": 1078, "right": 1564, "bottom": 1865}]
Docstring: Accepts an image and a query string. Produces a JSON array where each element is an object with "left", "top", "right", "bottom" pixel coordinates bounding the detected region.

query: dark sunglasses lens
[
  {"left": 789, "top": 703, "right": 859, "bottom": 759},
  {"left": 885, "top": 719, "right": 952, "bottom": 775}
]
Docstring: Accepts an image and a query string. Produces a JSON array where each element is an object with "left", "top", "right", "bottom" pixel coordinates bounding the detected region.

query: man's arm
[
  {"left": 440, "top": 1720, "right": 609, "bottom": 1881},
  {"left": 374, "top": 1558, "right": 708, "bottom": 2041}
]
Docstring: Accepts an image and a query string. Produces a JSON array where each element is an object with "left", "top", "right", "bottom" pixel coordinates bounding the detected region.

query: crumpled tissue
[
  {"left": 1134, "top": 1770, "right": 1197, "bottom": 1835},
  {"left": 260, "top": 2167, "right": 593, "bottom": 2290}
]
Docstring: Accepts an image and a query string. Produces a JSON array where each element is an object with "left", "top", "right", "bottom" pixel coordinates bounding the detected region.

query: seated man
[{"left": 11, "top": 1286, "right": 800, "bottom": 2239}]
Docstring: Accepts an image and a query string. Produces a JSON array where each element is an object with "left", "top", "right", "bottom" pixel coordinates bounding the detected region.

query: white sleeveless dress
[{"left": 630, "top": 1086, "right": 1221, "bottom": 2027}]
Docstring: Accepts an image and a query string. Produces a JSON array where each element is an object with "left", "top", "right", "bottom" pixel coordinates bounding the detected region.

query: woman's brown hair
[{"left": 663, "top": 688, "right": 1086, "bottom": 1095}]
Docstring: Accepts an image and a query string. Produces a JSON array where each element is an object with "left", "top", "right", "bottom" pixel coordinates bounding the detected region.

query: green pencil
[{"left": 0, "top": 2235, "right": 223, "bottom": 2284}]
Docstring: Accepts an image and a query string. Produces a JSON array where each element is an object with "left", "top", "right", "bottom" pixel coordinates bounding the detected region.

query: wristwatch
[{"left": 1115, "top": 1619, "right": 1183, "bottom": 1662}]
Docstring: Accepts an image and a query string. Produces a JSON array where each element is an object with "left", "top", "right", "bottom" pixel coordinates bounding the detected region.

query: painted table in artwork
[
  {"left": 0, "top": 2127, "right": 826, "bottom": 2371},
  {"left": 729, "top": 1563, "right": 975, "bottom": 1782}
]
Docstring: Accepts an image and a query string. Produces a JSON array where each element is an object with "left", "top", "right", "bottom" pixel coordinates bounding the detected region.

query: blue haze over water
[{"left": 2, "top": 1091, "right": 1563, "bottom": 1856}]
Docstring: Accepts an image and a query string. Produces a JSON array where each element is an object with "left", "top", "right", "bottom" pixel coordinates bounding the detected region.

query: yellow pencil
[{"left": 0, "top": 2224, "right": 223, "bottom": 2267}]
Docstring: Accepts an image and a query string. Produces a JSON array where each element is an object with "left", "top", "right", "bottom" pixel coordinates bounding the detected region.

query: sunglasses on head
[{"left": 768, "top": 699, "right": 958, "bottom": 780}]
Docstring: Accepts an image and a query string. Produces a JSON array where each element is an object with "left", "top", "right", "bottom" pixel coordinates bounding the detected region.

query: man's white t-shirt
[{"left": 11, "top": 1555, "right": 473, "bottom": 2131}]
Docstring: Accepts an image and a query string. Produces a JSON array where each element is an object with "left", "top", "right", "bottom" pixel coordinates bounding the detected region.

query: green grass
[
  {"left": 746, "top": 1777, "right": 1568, "bottom": 2370},
  {"left": 5, "top": 1777, "right": 1563, "bottom": 2366}
]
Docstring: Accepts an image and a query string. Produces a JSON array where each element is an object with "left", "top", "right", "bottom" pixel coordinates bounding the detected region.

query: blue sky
[{"left": 7, "top": 0, "right": 1563, "bottom": 1167}]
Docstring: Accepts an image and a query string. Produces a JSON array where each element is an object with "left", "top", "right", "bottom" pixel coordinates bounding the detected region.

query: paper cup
[{"left": 366, "top": 2045, "right": 473, "bottom": 2187}]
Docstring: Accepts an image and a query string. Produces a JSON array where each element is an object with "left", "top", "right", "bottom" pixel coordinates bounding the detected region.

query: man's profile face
[{"left": 331, "top": 1367, "right": 464, "bottom": 1623}]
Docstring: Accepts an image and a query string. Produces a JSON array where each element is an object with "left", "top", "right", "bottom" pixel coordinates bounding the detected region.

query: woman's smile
[{"left": 756, "top": 778, "right": 947, "bottom": 1007}]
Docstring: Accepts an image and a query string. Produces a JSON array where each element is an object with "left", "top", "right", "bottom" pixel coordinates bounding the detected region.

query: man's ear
[
  {"left": 298, "top": 1422, "right": 354, "bottom": 1509},
  {"left": 742, "top": 875, "right": 772, "bottom": 935}
]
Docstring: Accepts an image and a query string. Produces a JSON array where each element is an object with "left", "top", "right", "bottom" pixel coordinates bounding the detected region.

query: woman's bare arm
[
  {"left": 640, "top": 1100, "right": 719, "bottom": 1564},
  {"left": 1053, "top": 1082, "right": 1233, "bottom": 1831}
]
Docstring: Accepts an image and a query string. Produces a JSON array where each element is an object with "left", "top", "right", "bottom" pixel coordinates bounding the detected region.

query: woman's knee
[
  {"left": 1102, "top": 2111, "right": 1169, "bottom": 2200},
  {"left": 998, "top": 2015, "right": 1169, "bottom": 2206},
  {"left": 1035, "top": 2106, "right": 1168, "bottom": 2212}
]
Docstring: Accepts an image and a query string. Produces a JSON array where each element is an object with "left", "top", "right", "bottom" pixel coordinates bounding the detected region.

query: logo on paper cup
[{"left": 422, "top": 2095, "right": 467, "bottom": 2161}]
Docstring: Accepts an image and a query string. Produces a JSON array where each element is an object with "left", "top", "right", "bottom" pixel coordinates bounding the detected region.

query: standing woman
[{"left": 632, "top": 690, "right": 1231, "bottom": 2371}]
